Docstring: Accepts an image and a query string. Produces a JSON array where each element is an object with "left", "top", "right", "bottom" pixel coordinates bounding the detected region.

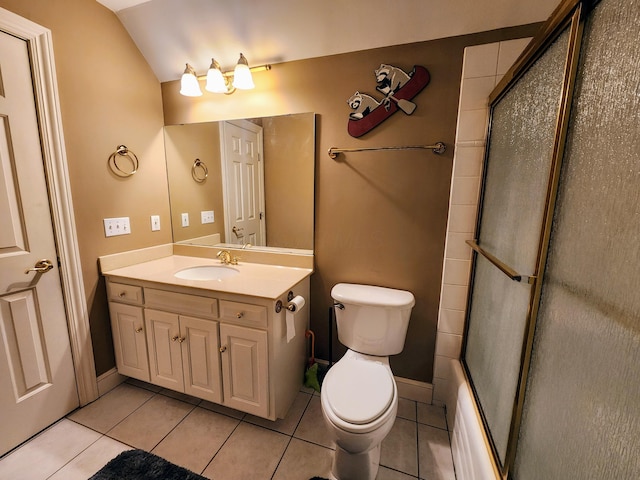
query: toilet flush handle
[{"left": 333, "top": 302, "right": 344, "bottom": 310}]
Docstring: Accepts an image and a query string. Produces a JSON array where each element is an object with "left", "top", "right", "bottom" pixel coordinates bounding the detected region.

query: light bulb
[
  {"left": 232, "top": 53, "right": 255, "bottom": 90},
  {"left": 205, "top": 58, "right": 229, "bottom": 93},
  {"left": 179, "top": 64, "right": 202, "bottom": 97}
]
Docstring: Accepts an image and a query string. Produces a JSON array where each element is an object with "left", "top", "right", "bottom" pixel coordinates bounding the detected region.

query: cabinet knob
[
  {"left": 236, "top": 312, "right": 244, "bottom": 319},
  {"left": 172, "top": 335, "right": 180, "bottom": 342},
  {"left": 119, "top": 292, "right": 126, "bottom": 298},
  {"left": 219, "top": 345, "right": 227, "bottom": 353},
  {"left": 135, "top": 326, "right": 143, "bottom": 333}
]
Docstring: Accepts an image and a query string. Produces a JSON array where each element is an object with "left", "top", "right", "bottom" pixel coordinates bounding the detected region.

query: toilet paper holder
[{"left": 275, "top": 291, "right": 296, "bottom": 313}]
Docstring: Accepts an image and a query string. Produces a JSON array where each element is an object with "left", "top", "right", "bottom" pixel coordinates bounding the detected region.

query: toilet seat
[{"left": 323, "top": 358, "right": 394, "bottom": 425}]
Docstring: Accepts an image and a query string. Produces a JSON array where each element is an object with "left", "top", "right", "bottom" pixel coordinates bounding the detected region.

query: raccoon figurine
[
  {"left": 347, "top": 91, "right": 382, "bottom": 120},
  {"left": 375, "top": 64, "right": 411, "bottom": 96}
]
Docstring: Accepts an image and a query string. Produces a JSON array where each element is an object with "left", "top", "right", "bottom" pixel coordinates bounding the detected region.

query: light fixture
[
  {"left": 180, "top": 53, "right": 271, "bottom": 97},
  {"left": 205, "top": 58, "right": 228, "bottom": 93},
  {"left": 232, "top": 53, "right": 255, "bottom": 90},
  {"left": 179, "top": 63, "right": 202, "bottom": 97}
]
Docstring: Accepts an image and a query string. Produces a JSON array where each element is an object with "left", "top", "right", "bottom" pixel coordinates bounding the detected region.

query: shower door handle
[{"left": 466, "top": 240, "right": 536, "bottom": 284}]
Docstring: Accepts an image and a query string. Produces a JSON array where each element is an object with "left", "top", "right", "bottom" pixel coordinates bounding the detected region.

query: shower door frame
[{"left": 460, "top": 0, "right": 598, "bottom": 477}]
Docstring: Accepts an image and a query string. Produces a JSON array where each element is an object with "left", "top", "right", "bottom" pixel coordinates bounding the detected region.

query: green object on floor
[{"left": 304, "top": 362, "right": 321, "bottom": 392}]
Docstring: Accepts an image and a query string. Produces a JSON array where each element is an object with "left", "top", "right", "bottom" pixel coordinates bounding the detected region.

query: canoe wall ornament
[{"left": 346, "top": 64, "right": 430, "bottom": 138}]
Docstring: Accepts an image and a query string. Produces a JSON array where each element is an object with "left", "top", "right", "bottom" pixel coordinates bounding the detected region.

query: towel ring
[
  {"left": 108, "top": 145, "right": 139, "bottom": 177},
  {"left": 192, "top": 158, "right": 208, "bottom": 183}
]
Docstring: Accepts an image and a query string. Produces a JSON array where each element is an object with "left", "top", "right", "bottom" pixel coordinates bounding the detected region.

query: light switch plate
[
  {"left": 104, "top": 217, "right": 131, "bottom": 237},
  {"left": 150, "top": 215, "right": 161, "bottom": 231},
  {"left": 201, "top": 210, "right": 214, "bottom": 224},
  {"left": 181, "top": 213, "right": 189, "bottom": 227}
]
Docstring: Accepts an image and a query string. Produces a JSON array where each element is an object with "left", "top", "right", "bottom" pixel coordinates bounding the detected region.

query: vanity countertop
[{"left": 101, "top": 255, "right": 313, "bottom": 299}]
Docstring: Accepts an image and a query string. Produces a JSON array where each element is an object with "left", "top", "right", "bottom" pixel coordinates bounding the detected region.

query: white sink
[{"left": 174, "top": 265, "right": 239, "bottom": 281}]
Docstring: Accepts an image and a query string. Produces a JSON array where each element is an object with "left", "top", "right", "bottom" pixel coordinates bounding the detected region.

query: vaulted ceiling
[{"left": 97, "top": 0, "right": 559, "bottom": 83}]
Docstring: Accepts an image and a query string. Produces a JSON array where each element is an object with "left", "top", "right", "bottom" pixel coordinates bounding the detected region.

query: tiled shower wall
[{"left": 432, "top": 38, "right": 531, "bottom": 405}]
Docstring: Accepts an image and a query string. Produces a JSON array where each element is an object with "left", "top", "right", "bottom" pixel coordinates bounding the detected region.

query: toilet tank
[{"left": 331, "top": 283, "right": 415, "bottom": 356}]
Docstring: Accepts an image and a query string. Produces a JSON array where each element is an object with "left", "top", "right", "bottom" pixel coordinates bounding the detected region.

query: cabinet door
[
  {"left": 108, "top": 302, "right": 149, "bottom": 381},
  {"left": 145, "top": 309, "right": 184, "bottom": 391},
  {"left": 219, "top": 323, "right": 268, "bottom": 417},
  {"left": 180, "top": 316, "right": 222, "bottom": 404}
]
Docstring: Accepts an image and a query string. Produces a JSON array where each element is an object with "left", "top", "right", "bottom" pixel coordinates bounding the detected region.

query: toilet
[{"left": 321, "top": 283, "right": 415, "bottom": 480}]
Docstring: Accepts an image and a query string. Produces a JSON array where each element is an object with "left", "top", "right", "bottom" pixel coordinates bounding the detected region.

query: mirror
[{"left": 164, "top": 112, "right": 315, "bottom": 253}]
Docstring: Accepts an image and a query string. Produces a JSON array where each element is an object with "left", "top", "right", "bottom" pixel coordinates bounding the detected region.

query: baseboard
[
  {"left": 395, "top": 376, "right": 433, "bottom": 404},
  {"left": 96, "top": 368, "right": 127, "bottom": 397}
]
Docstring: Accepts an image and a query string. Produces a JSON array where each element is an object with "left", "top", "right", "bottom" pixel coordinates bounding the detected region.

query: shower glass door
[
  {"left": 462, "top": 4, "right": 583, "bottom": 473},
  {"left": 513, "top": 0, "right": 640, "bottom": 476}
]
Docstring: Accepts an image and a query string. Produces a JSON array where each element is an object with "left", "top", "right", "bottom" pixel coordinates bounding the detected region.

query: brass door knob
[
  {"left": 219, "top": 345, "right": 227, "bottom": 353},
  {"left": 25, "top": 259, "right": 54, "bottom": 274}
]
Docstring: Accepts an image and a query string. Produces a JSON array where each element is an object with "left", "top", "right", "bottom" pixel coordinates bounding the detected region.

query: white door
[
  {"left": 220, "top": 120, "right": 266, "bottom": 246},
  {"left": 0, "top": 30, "right": 78, "bottom": 455}
]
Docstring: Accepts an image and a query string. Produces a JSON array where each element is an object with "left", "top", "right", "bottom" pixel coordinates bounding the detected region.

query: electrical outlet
[
  {"left": 201, "top": 210, "right": 214, "bottom": 224},
  {"left": 181, "top": 213, "right": 189, "bottom": 227},
  {"left": 150, "top": 215, "right": 161, "bottom": 231},
  {"left": 104, "top": 217, "right": 131, "bottom": 237}
]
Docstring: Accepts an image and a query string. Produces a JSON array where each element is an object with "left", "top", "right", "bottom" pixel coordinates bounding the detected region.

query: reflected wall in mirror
[{"left": 164, "top": 112, "right": 315, "bottom": 252}]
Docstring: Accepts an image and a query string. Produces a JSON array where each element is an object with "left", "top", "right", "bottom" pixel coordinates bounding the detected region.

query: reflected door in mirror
[{"left": 220, "top": 120, "right": 265, "bottom": 246}]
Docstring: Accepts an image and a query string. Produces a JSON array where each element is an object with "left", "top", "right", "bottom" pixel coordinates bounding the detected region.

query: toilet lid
[{"left": 324, "top": 359, "right": 394, "bottom": 425}]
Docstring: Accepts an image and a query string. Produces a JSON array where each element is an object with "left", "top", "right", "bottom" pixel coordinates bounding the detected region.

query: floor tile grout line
[
  {"left": 148, "top": 401, "right": 198, "bottom": 454},
  {"left": 41, "top": 419, "right": 106, "bottom": 480},
  {"left": 75, "top": 383, "right": 161, "bottom": 437},
  {"left": 415, "top": 410, "right": 421, "bottom": 480},
  {"left": 268, "top": 392, "right": 314, "bottom": 479},
  {"left": 0, "top": 417, "right": 69, "bottom": 461},
  {"left": 415, "top": 399, "right": 420, "bottom": 479},
  {"left": 197, "top": 416, "right": 244, "bottom": 476},
  {"left": 270, "top": 435, "right": 294, "bottom": 479},
  {"left": 443, "top": 404, "right": 458, "bottom": 480},
  {"left": 242, "top": 391, "right": 313, "bottom": 436}
]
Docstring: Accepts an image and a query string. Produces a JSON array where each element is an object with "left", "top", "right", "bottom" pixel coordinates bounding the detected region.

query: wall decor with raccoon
[{"left": 346, "top": 64, "right": 430, "bottom": 138}]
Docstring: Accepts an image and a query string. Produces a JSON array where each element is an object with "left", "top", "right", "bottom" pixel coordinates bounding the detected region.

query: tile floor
[{"left": 0, "top": 379, "right": 456, "bottom": 480}]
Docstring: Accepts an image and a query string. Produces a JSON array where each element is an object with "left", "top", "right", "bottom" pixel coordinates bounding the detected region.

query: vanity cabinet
[
  {"left": 219, "top": 323, "right": 268, "bottom": 417},
  {"left": 145, "top": 309, "right": 221, "bottom": 403},
  {"left": 104, "top": 273, "right": 309, "bottom": 421},
  {"left": 107, "top": 283, "right": 149, "bottom": 381}
]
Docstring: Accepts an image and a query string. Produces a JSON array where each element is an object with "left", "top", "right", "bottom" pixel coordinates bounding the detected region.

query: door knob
[
  {"left": 25, "top": 259, "right": 54, "bottom": 274},
  {"left": 219, "top": 345, "right": 227, "bottom": 353}
]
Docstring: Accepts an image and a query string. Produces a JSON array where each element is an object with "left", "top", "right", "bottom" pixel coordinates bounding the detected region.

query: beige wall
[
  {"left": 262, "top": 114, "right": 315, "bottom": 250},
  {"left": 164, "top": 123, "right": 224, "bottom": 243},
  {"left": 0, "top": 0, "right": 170, "bottom": 374},
  {"left": 162, "top": 24, "right": 540, "bottom": 382}
]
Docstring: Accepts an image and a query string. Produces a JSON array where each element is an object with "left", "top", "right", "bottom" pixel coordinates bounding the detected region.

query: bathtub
[{"left": 446, "top": 360, "right": 498, "bottom": 480}]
